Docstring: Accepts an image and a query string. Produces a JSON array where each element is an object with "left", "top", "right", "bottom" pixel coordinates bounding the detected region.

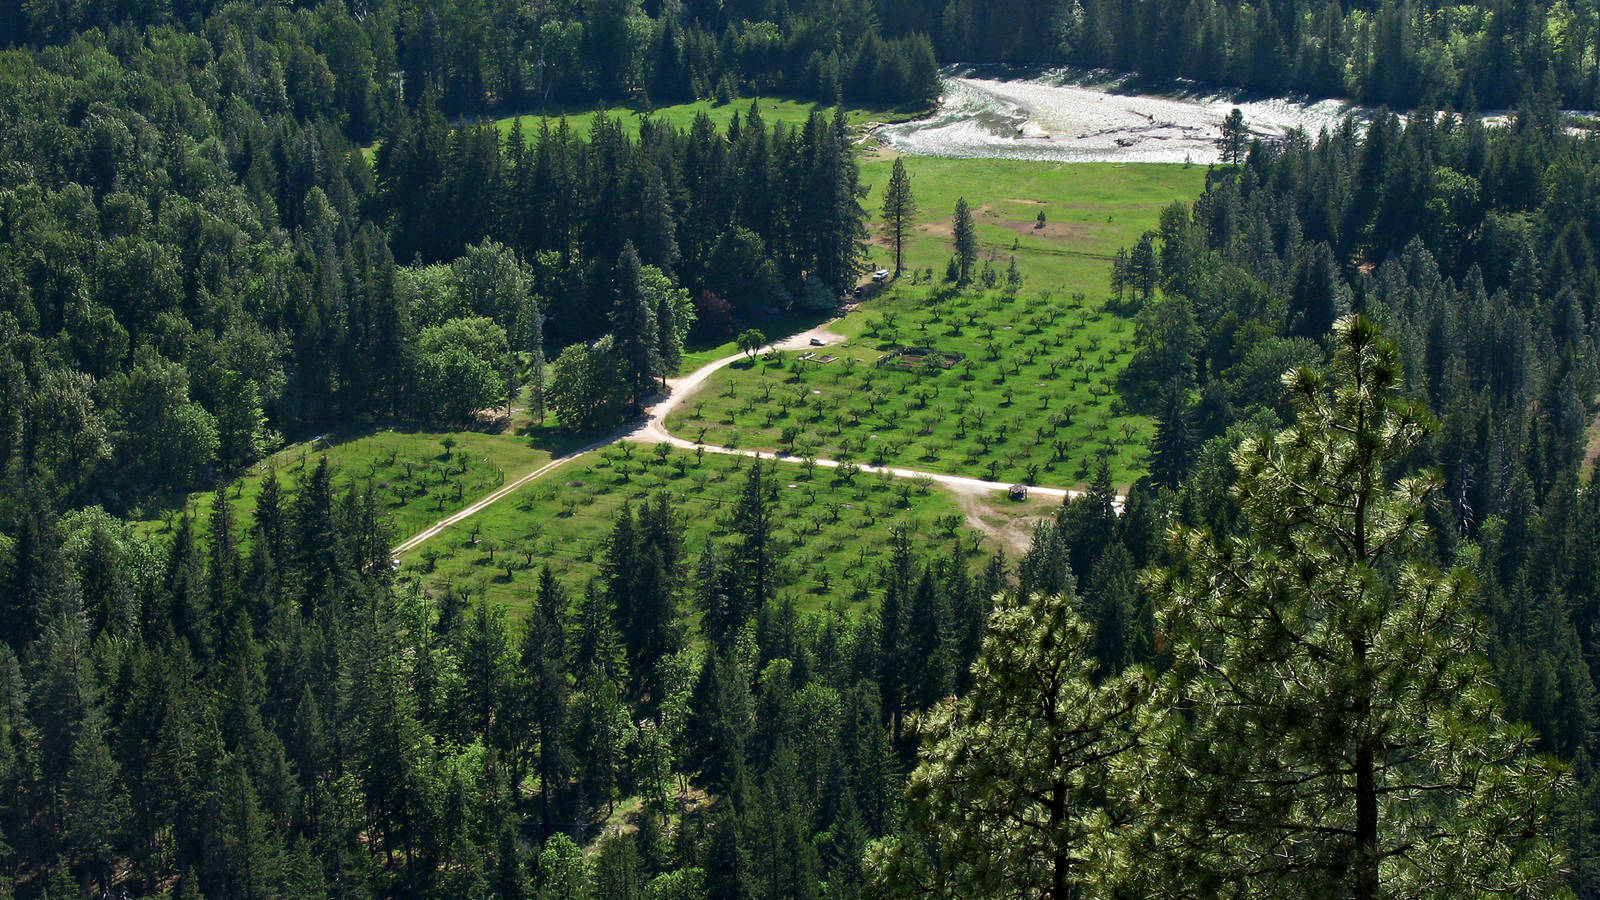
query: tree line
[
  {"left": 1070, "top": 85, "right": 1600, "bottom": 889},
  {"left": 0, "top": 437, "right": 1017, "bottom": 897},
  {"left": 0, "top": 7, "right": 870, "bottom": 513},
  {"left": 2, "top": 0, "right": 940, "bottom": 120},
  {"left": 869, "top": 0, "right": 1600, "bottom": 109}
]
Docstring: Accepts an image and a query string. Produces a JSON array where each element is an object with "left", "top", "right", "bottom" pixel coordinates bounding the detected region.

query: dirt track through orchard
[{"left": 391, "top": 321, "right": 1111, "bottom": 558}]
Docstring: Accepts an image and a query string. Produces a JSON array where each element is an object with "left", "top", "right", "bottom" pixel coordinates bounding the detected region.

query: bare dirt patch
[
  {"left": 993, "top": 218, "right": 1093, "bottom": 241},
  {"left": 957, "top": 490, "right": 1054, "bottom": 557}
]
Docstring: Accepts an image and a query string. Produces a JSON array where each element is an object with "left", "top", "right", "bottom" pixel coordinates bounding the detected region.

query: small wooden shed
[{"left": 1008, "top": 483, "right": 1029, "bottom": 502}]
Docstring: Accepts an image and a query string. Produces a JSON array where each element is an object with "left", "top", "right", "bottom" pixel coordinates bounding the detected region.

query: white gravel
[{"left": 879, "top": 69, "right": 1377, "bottom": 164}]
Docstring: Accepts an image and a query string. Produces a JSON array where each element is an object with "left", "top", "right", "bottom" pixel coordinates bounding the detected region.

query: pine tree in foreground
[
  {"left": 865, "top": 590, "right": 1150, "bottom": 899},
  {"left": 1136, "top": 315, "right": 1570, "bottom": 898}
]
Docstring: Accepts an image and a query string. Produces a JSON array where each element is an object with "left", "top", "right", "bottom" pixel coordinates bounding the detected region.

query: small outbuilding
[{"left": 1008, "top": 483, "right": 1028, "bottom": 502}]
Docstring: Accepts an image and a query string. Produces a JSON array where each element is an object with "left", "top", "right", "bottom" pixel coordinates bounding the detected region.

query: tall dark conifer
[
  {"left": 881, "top": 158, "right": 916, "bottom": 276},
  {"left": 951, "top": 197, "right": 977, "bottom": 285},
  {"left": 610, "top": 243, "right": 662, "bottom": 414}
]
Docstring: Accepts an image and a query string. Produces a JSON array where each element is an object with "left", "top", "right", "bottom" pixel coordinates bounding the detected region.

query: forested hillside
[
  {"left": 0, "top": 3, "right": 878, "bottom": 511},
  {"left": 1053, "top": 92, "right": 1600, "bottom": 887},
  {"left": 0, "top": 3, "right": 934, "bottom": 893},
  {"left": 874, "top": 0, "right": 1600, "bottom": 108},
  {"left": 3, "top": 0, "right": 1600, "bottom": 897},
  {"left": 1, "top": 0, "right": 939, "bottom": 116}
]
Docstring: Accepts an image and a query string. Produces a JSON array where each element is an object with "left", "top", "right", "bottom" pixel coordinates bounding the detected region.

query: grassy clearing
[
  {"left": 492, "top": 95, "right": 921, "bottom": 143},
  {"left": 133, "top": 424, "right": 577, "bottom": 546},
  {"left": 667, "top": 159, "right": 1207, "bottom": 490},
  {"left": 679, "top": 306, "right": 841, "bottom": 370},
  {"left": 398, "top": 443, "right": 1049, "bottom": 623}
]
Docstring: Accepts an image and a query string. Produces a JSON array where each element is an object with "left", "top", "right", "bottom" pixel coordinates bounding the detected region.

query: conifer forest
[{"left": 6, "top": 0, "right": 1600, "bottom": 896}]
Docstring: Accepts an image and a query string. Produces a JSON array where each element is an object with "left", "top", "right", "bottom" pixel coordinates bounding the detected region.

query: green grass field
[
  {"left": 667, "top": 159, "right": 1207, "bottom": 489},
  {"left": 133, "top": 424, "right": 576, "bottom": 546},
  {"left": 678, "top": 306, "right": 840, "bottom": 369},
  {"left": 398, "top": 443, "right": 1056, "bottom": 622},
  {"left": 491, "top": 95, "right": 922, "bottom": 144}
]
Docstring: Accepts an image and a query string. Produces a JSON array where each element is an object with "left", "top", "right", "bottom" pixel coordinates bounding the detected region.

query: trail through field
[
  {"left": 390, "top": 434, "right": 617, "bottom": 557},
  {"left": 626, "top": 329, "right": 1083, "bottom": 501},
  {"left": 391, "top": 319, "right": 1106, "bottom": 558}
]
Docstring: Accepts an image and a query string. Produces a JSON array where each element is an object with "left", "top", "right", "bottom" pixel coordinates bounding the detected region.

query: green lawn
[
  {"left": 399, "top": 443, "right": 1054, "bottom": 623},
  {"left": 491, "top": 95, "right": 923, "bottom": 144},
  {"left": 668, "top": 159, "right": 1207, "bottom": 490}
]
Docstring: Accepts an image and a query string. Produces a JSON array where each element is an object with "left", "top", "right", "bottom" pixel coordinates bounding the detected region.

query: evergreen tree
[
  {"left": 951, "top": 198, "right": 978, "bottom": 286},
  {"left": 687, "top": 653, "right": 753, "bottom": 794},
  {"left": 1216, "top": 107, "right": 1247, "bottom": 166},
  {"left": 611, "top": 242, "right": 662, "bottom": 414},
  {"left": 704, "top": 802, "right": 752, "bottom": 900},
  {"left": 624, "top": 494, "right": 685, "bottom": 709},
  {"left": 656, "top": 289, "right": 681, "bottom": 388},
  {"left": 1086, "top": 541, "right": 1149, "bottom": 672},
  {"left": 591, "top": 831, "right": 646, "bottom": 899},
  {"left": 1138, "top": 316, "right": 1570, "bottom": 897},
  {"left": 218, "top": 755, "right": 284, "bottom": 900},
  {"left": 517, "top": 566, "right": 571, "bottom": 837},
  {"left": 525, "top": 295, "right": 547, "bottom": 424},
  {"left": 574, "top": 580, "right": 627, "bottom": 686},
  {"left": 1148, "top": 376, "right": 1196, "bottom": 489},
  {"left": 62, "top": 709, "right": 130, "bottom": 893},
  {"left": 866, "top": 591, "right": 1149, "bottom": 898},
  {"left": 1126, "top": 232, "right": 1158, "bottom": 302},
  {"left": 730, "top": 462, "right": 776, "bottom": 614},
  {"left": 453, "top": 596, "right": 511, "bottom": 746},
  {"left": 881, "top": 158, "right": 917, "bottom": 276},
  {"left": 573, "top": 669, "right": 630, "bottom": 819},
  {"left": 166, "top": 513, "right": 212, "bottom": 659},
  {"left": 905, "top": 568, "right": 950, "bottom": 710},
  {"left": 207, "top": 488, "right": 243, "bottom": 647}
]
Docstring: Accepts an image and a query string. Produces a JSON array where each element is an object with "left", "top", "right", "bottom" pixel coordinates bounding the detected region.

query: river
[{"left": 877, "top": 67, "right": 1385, "bottom": 164}]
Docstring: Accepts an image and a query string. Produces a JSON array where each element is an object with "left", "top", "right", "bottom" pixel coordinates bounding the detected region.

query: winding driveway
[{"left": 392, "top": 320, "right": 1096, "bottom": 557}]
